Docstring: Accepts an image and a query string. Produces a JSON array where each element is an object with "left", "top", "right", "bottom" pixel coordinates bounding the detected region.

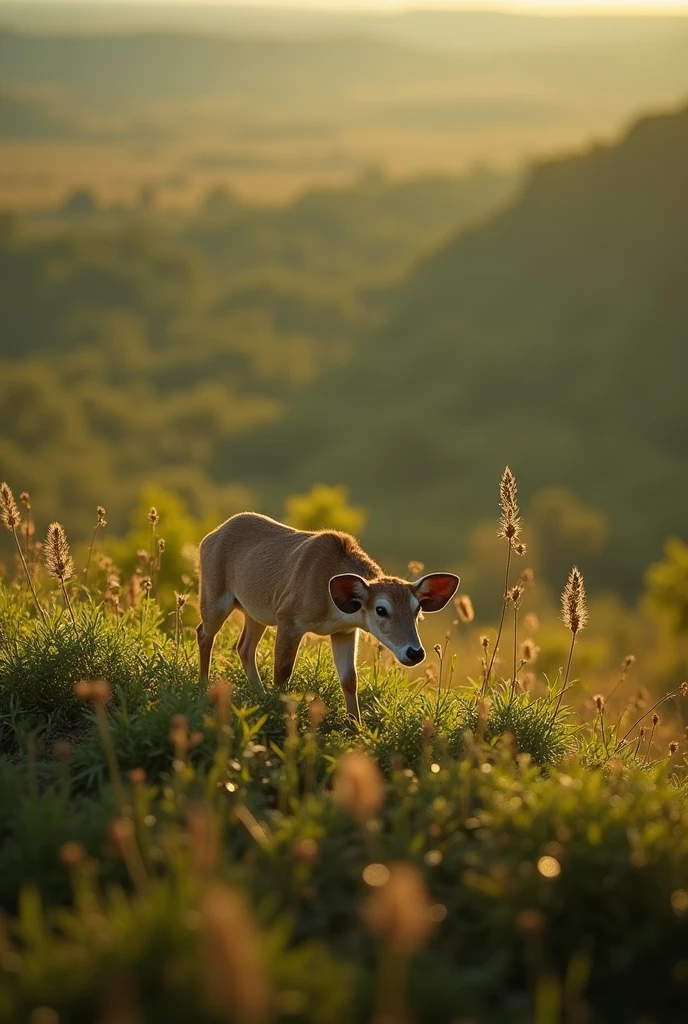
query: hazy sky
[{"left": 37, "top": 0, "right": 688, "bottom": 9}]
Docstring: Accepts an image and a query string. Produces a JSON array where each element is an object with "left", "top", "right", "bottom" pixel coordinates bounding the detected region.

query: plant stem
[
  {"left": 482, "top": 540, "right": 512, "bottom": 695},
  {"left": 83, "top": 522, "right": 102, "bottom": 585},
  {"left": 546, "top": 631, "right": 576, "bottom": 736},
  {"left": 12, "top": 527, "right": 46, "bottom": 622}
]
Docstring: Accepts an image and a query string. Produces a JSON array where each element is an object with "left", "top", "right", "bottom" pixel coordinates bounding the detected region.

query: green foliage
[
  {"left": 0, "top": 542, "right": 687, "bottom": 1023},
  {"left": 646, "top": 537, "right": 688, "bottom": 635},
  {"left": 284, "top": 484, "right": 367, "bottom": 534}
]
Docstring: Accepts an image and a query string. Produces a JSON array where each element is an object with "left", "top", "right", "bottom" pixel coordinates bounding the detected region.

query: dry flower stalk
[
  {"left": 333, "top": 750, "right": 385, "bottom": 823},
  {"left": 200, "top": 884, "right": 271, "bottom": 1024}
]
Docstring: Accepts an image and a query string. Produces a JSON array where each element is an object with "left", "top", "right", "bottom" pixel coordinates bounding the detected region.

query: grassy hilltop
[{"left": 0, "top": 475, "right": 688, "bottom": 1023}]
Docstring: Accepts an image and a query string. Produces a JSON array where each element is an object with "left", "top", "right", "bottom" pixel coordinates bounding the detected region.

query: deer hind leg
[
  {"left": 273, "top": 622, "right": 304, "bottom": 690},
  {"left": 197, "top": 589, "right": 236, "bottom": 682},
  {"left": 330, "top": 630, "right": 361, "bottom": 722},
  {"left": 237, "top": 613, "right": 267, "bottom": 690}
]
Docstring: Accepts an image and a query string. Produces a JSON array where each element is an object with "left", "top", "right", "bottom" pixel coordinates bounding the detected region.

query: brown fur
[{"left": 196, "top": 512, "right": 458, "bottom": 720}]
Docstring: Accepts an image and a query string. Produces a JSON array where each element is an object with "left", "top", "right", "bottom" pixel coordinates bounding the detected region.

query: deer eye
[{"left": 375, "top": 605, "right": 389, "bottom": 618}]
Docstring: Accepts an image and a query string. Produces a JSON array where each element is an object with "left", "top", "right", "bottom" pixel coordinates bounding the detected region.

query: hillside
[{"left": 236, "top": 104, "right": 688, "bottom": 594}]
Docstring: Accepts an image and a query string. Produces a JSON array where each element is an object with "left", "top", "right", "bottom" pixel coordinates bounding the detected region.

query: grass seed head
[
  {"left": 333, "top": 750, "right": 385, "bottom": 823},
  {"left": 455, "top": 594, "right": 475, "bottom": 623},
  {"left": 363, "top": 862, "right": 435, "bottom": 957},
  {"left": 653, "top": 713, "right": 660, "bottom": 727},
  {"left": 561, "top": 566, "right": 588, "bottom": 635},
  {"left": 0, "top": 483, "right": 21, "bottom": 531},
  {"left": 96, "top": 505, "right": 107, "bottom": 526},
  {"left": 594, "top": 694, "right": 605, "bottom": 712},
  {"left": 146, "top": 506, "right": 159, "bottom": 525},
  {"left": 669, "top": 741, "right": 679, "bottom": 754},
  {"left": 45, "top": 522, "right": 74, "bottom": 582},
  {"left": 521, "top": 639, "right": 539, "bottom": 663},
  {"left": 407, "top": 560, "right": 425, "bottom": 578},
  {"left": 497, "top": 466, "right": 521, "bottom": 542}
]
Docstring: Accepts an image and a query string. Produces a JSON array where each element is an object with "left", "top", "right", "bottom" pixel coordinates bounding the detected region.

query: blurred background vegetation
[{"left": 1, "top": 1, "right": 688, "bottom": 692}]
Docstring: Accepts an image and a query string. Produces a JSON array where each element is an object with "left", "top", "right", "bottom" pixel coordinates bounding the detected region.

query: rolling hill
[{"left": 234, "top": 103, "right": 688, "bottom": 594}]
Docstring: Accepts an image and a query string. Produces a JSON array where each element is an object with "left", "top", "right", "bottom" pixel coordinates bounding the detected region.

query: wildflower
[
  {"left": 333, "top": 750, "right": 384, "bottom": 823},
  {"left": 497, "top": 466, "right": 521, "bottom": 542},
  {"left": 509, "top": 584, "right": 524, "bottom": 607},
  {"left": 0, "top": 483, "right": 20, "bottom": 530},
  {"left": 141, "top": 576, "right": 152, "bottom": 595},
  {"left": 96, "top": 505, "right": 107, "bottom": 526},
  {"left": 175, "top": 591, "right": 188, "bottom": 610},
  {"left": 454, "top": 594, "right": 475, "bottom": 623},
  {"left": 479, "top": 635, "right": 490, "bottom": 650},
  {"left": 45, "top": 522, "right": 74, "bottom": 582},
  {"left": 561, "top": 566, "right": 588, "bottom": 634},
  {"left": 147, "top": 507, "right": 159, "bottom": 525},
  {"left": 622, "top": 654, "right": 636, "bottom": 670},
  {"left": 363, "top": 862, "right": 435, "bottom": 956},
  {"left": 200, "top": 884, "right": 271, "bottom": 1023}
]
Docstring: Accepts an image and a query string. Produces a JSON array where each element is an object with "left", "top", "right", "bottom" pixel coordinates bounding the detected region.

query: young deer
[{"left": 196, "top": 512, "right": 459, "bottom": 720}]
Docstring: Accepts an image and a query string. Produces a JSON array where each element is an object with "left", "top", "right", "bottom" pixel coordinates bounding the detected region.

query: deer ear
[
  {"left": 329, "top": 574, "right": 369, "bottom": 614},
  {"left": 413, "top": 573, "right": 460, "bottom": 612}
]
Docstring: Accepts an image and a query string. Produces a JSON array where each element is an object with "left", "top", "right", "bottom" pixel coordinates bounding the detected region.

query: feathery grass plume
[
  {"left": 549, "top": 567, "right": 588, "bottom": 736},
  {"left": 497, "top": 466, "right": 521, "bottom": 542},
  {"left": 1, "top": 481, "right": 46, "bottom": 621},
  {"left": 333, "top": 750, "right": 384, "bottom": 824},
  {"left": 0, "top": 482, "right": 20, "bottom": 530},
  {"left": 455, "top": 594, "right": 475, "bottom": 623},
  {"left": 513, "top": 542, "right": 527, "bottom": 556},
  {"left": 46, "top": 521, "right": 80, "bottom": 633},
  {"left": 200, "top": 884, "right": 271, "bottom": 1024},
  {"left": 45, "top": 522, "right": 74, "bottom": 583},
  {"left": 562, "top": 566, "right": 588, "bottom": 635},
  {"left": 483, "top": 467, "right": 523, "bottom": 695},
  {"left": 84, "top": 505, "right": 107, "bottom": 584},
  {"left": 407, "top": 560, "right": 425, "bottom": 578}
]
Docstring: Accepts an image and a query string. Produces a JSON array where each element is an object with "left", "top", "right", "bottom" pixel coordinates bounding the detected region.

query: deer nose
[{"left": 405, "top": 646, "right": 425, "bottom": 665}]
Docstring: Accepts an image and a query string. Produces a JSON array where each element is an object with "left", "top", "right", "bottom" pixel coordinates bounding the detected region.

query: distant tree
[
  {"left": 284, "top": 484, "right": 366, "bottom": 535},
  {"left": 645, "top": 538, "right": 688, "bottom": 635},
  {"left": 61, "top": 188, "right": 97, "bottom": 217},
  {"left": 529, "top": 487, "right": 608, "bottom": 589}
]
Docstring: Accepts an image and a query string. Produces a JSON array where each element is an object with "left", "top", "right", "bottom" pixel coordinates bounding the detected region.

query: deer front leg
[
  {"left": 330, "top": 630, "right": 361, "bottom": 722},
  {"left": 273, "top": 622, "right": 304, "bottom": 689}
]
